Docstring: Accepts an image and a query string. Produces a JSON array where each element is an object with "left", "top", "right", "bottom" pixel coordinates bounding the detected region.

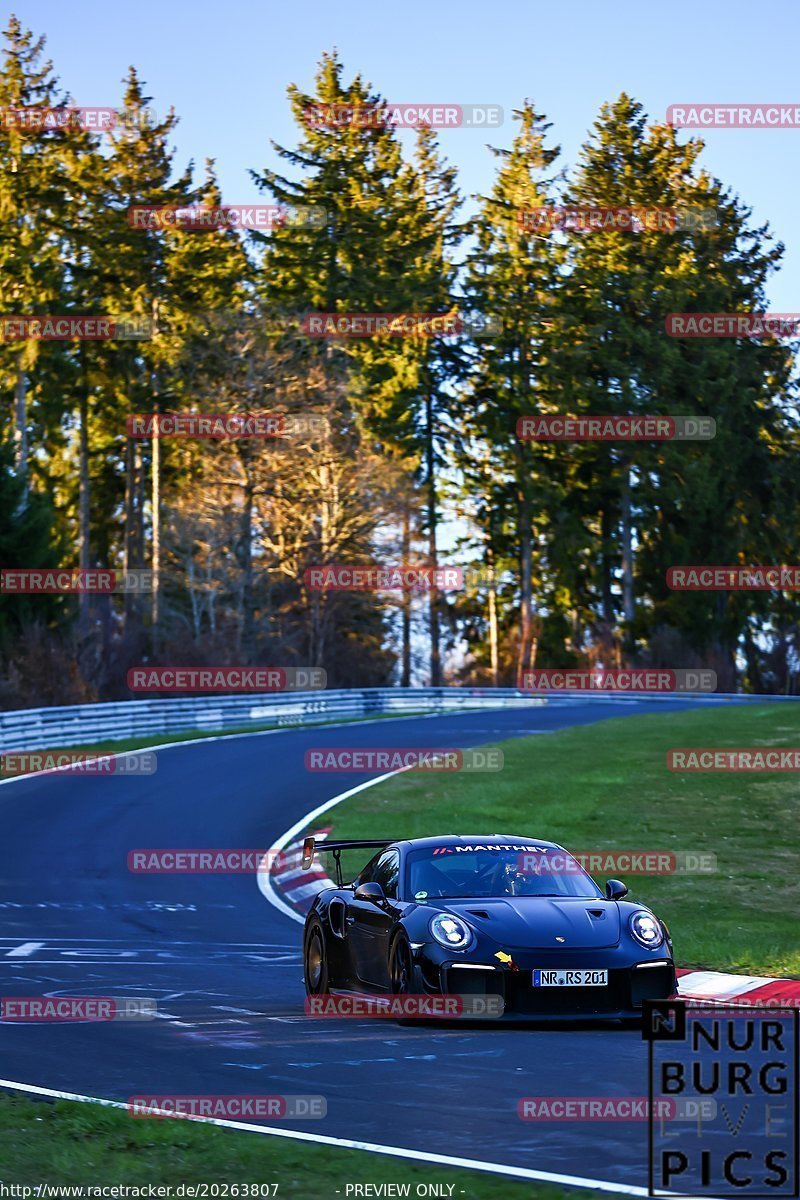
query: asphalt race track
[{"left": 0, "top": 699, "right": 730, "bottom": 1189}]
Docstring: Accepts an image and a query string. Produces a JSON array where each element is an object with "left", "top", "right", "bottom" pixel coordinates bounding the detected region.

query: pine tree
[
  {"left": 462, "top": 103, "right": 564, "bottom": 683},
  {"left": 0, "top": 16, "right": 87, "bottom": 492},
  {"left": 408, "top": 127, "right": 462, "bottom": 685},
  {"left": 562, "top": 94, "right": 797, "bottom": 682},
  {"left": 88, "top": 68, "right": 193, "bottom": 630},
  {"left": 154, "top": 161, "right": 254, "bottom": 646},
  {"left": 252, "top": 53, "right": 457, "bottom": 683}
]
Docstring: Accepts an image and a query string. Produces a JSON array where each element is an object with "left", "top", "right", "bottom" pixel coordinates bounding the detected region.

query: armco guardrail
[
  {"left": 0, "top": 687, "right": 542, "bottom": 753},
  {"left": 0, "top": 686, "right": 787, "bottom": 754}
]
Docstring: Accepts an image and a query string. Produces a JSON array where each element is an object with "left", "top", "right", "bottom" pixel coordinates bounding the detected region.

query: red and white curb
[
  {"left": 268, "top": 826, "right": 336, "bottom": 916},
  {"left": 677, "top": 968, "right": 800, "bottom": 1007}
]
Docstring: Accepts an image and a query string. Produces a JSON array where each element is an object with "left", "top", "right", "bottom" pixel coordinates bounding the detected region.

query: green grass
[
  {"left": 0, "top": 1094, "right": 630, "bottom": 1197},
  {"left": 313, "top": 704, "right": 800, "bottom": 977}
]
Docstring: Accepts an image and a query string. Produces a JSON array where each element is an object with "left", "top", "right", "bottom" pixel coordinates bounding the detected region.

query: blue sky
[{"left": 15, "top": 0, "right": 800, "bottom": 312}]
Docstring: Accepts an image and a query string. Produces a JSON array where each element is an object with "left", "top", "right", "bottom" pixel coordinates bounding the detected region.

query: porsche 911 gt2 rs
[{"left": 300, "top": 833, "right": 676, "bottom": 1020}]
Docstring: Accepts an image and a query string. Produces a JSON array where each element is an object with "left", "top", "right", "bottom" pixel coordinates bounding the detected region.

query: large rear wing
[{"left": 301, "top": 836, "right": 395, "bottom": 886}]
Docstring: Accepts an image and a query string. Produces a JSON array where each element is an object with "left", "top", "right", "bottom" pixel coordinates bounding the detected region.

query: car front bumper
[{"left": 414, "top": 944, "right": 676, "bottom": 1019}]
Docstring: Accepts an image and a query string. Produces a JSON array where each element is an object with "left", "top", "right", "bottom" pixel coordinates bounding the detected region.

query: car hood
[{"left": 433, "top": 897, "right": 622, "bottom": 949}]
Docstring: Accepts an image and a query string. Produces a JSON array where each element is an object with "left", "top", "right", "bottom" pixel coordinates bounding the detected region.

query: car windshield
[{"left": 406, "top": 846, "right": 603, "bottom": 900}]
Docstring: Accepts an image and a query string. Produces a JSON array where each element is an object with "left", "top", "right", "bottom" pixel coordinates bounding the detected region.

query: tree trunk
[
  {"left": 401, "top": 504, "right": 411, "bottom": 686},
  {"left": 151, "top": 415, "right": 160, "bottom": 646},
  {"left": 313, "top": 459, "right": 331, "bottom": 669},
  {"left": 134, "top": 440, "right": 145, "bottom": 571},
  {"left": 620, "top": 461, "right": 634, "bottom": 651},
  {"left": 12, "top": 355, "right": 28, "bottom": 494},
  {"left": 78, "top": 348, "right": 91, "bottom": 635},
  {"left": 513, "top": 327, "right": 537, "bottom": 685},
  {"left": 151, "top": 335, "right": 161, "bottom": 650},
  {"left": 514, "top": 442, "right": 535, "bottom": 687},
  {"left": 743, "top": 623, "right": 764, "bottom": 694},
  {"left": 238, "top": 456, "right": 254, "bottom": 660},
  {"left": 486, "top": 539, "right": 499, "bottom": 687},
  {"left": 425, "top": 391, "right": 441, "bottom": 687},
  {"left": 600, "top": 504, "right": 615, "bottom": 627},
  {"left": 187, "top": 558, "right": 200, "bottom": 640},
  {"left": 123, "top": 431, "right": 135, "bottom": 625}
]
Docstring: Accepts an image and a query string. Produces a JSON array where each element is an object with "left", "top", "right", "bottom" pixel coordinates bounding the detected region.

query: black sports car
[{"left": 301, "top": 834, "right": 676, "bottom": 1021}]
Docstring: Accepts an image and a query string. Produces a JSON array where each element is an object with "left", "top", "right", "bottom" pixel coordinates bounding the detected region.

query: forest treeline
[{"left": 1, "top": 15, "right": 798, "bottom": 706}]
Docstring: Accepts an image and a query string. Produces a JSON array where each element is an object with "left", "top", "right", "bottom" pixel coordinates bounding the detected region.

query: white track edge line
[
  {"left": 0, "top": 1078, "right": 651, "bottom": 1194},
  {"left": 257, "top": 767, "right": 413, "bottom": 924}
]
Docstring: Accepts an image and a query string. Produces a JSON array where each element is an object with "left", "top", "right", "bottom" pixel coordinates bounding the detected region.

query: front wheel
[
  {"left": 389, "top": 935, "right": 413, "bottom": 995},
  {"left": 304, "top": 921, "right": 329, "bottom": 995}
]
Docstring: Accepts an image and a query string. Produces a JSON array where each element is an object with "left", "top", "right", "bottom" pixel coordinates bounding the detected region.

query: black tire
[
  {"left": 389, "top": 934, "right": 413, "bottom": 995},
  {"left": 388, "top": 934, "right": 418, "bottom": 1024},
  {"left": 304, "top": 921, "right": 329, "bottom": 996}
]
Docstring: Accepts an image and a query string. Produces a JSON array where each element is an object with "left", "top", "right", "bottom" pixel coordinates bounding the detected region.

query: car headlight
[
  {"left": 630, "top": 910, "right": 664, "bottom": 949},
  {"left": 430, "top": 913, "right": 473, "bottom": 951}
]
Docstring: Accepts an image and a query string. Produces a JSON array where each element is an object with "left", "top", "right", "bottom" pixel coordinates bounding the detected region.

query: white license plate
[{"left": 533, "top": 969, "right": 608, "bottom": 987}]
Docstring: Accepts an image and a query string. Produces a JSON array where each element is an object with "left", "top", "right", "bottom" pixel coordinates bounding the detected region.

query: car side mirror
[
  {"left": 354, "top": 881, "right": 386, "bottom": 904},
  {"left": 605, "top": 878, "right": 629, "bottom": 901}
]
